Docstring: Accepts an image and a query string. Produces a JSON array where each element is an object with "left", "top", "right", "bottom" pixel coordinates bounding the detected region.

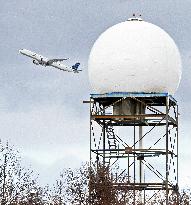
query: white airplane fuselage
[{"left": 19, "top": 49, "right": 80, "bottom": 73}]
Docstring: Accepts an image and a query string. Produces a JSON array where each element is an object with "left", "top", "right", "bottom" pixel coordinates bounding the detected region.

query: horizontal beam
[
  {"left": 91, "top": 92, "right": 169, "bottom": 98},
  {"left": 96, "top": 121, "right": 176, "bottom": 127},
  {"left": 91, "top": 149, "right": 177, "bottom": 158},
  {"left": 92, "top": 114, "right": 177, "bottom": 126},
  {"left": 83, "top": 100, "right": 93, "bottom": 103},
  {"left": 92, "top": 148, "right": 165, "bottom": 152},
  {"left": 90, "top": 182, "right": 176, "bottom": 191},
  {"left": 91, "top": 114, "right": 166, "bottom": 119}
]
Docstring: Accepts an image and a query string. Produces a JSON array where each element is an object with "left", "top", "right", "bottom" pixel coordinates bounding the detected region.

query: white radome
[{"left": 88, "top": 19, "right": 182, "bottom": 95}]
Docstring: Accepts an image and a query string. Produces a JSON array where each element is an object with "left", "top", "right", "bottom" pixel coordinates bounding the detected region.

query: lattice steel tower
[{"left": 89, "top": 92, "right": 179, "bottom": 204}]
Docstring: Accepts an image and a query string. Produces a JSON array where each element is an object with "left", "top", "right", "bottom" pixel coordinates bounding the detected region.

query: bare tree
[
  {"left": 88, "top": 163, "right": 118, "bottom": 205},
  {"left": 0, "top": 141, "right": 187, "bottom": 205},
  {"left": 52, "top": 163, "right": 88, "bottom": 205},
  {"left": 51, "top": 163, "right": 190, "bottom": 205},
  {"left": 0, "top": 141, "right": 41, "bottom": 205}
]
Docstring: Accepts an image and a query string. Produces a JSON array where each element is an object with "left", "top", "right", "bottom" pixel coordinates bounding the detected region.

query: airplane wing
[{"left": 47, "top": 58, "right": 69, "bottom": 64}]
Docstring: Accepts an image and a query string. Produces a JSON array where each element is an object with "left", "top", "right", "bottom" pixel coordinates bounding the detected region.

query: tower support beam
[{"left": 89, "top": 92, "right": 179, "bottom": 204}]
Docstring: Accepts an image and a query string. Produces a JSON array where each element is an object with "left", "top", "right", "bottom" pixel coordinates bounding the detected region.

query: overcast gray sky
[{"left": 0, "top": 0, "right": 191, "bottom": 186}]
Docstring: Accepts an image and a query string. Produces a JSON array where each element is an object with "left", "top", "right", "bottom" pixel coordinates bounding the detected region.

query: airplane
[{"left": 19, "top": 49, "right": 82, "bottom": 73}]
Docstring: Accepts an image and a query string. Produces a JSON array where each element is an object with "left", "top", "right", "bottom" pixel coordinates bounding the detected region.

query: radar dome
[{"left": 88, "top": 19, "right": 182, "bottom": 95}]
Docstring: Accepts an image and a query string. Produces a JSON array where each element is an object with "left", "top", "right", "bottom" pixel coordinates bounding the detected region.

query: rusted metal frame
[
  {"left": 113, "top": 161, "right": 134, "bottom": 189},
  {"left": 92, "top": 114, "right": 177, "bottom": 127},
  {"left": 168, "top": 116, "right": 178, "bottom": 126},
  {"left": 106, "top": 121, "right": 175, "bottom": 127},
  {"left": 94, "top": 148, "right": 166, "bottom": 152},
  {"left": 106, "top": 126, "right": 129, "bottom": 148},
  {"left": 91, "top": 150, "right": 104, "bottom": 158},
  {"left": 92, "top": 116, "right": 177, "bottom": 130},
  {"left": 172, "top": 103, "right": 178, "bottom": 124},
  {"left": 167, "top": 103, "right": 178, "bottom": 200},
  {"left": 90, "top": 105, "right": 105, "bottom": 165},
  {"left": 133, "top": 121, "right": 136, "bottom": 205},
  {"left": 92, "top": 114, "right": 166, "bottom": 119},
  {"left": 113, "top": 184, "right": 173, "bottom": 191},
  {"left": 130, "top": 96, "right": 165, "bottom": 115},
  {"left": 104, "top": 120, "right": 175, "bottom": 126},
  {"left": 128, "top": 152, "right": 130, "bottom": 183},
  {"left": 170, "top": 104, "right": 178, "bottom": 175},
  {"left": 90, "top": 97, "right": 93, "bottom": 166},
  {"left": 166, "top": 105, "right": 179, "bottom": 202},
  {"left": 112, "top": 186, "right": 166, "bottom": 191},
  {"left": 92, "top": 148, "right": 166, "bottom": 155},
  {"left": 108, "top": 138, "right": 135, "bottom": 167},
  {"left": 167, "top": 104, "right": 178, "bottom": 126},
  {"left": 83, "top": 100, "right": 94, "bottom": 104},
  {"left": 90, "top": 106, "right": 110, "bottom": 165},
  {"left": 93, "top": 154, "right": 166, "bottom": 159},
  {"left": 115, "top": 186, "right": 170, "bottom": 190},
  {"left": 104, "top": 97, "right": 125, "bottom": 110},
  {"left": 102, "top": 106, "right": 106, "bottom": 165},
  {"left": 93, "top": 118, "right": 129, "bottom": 148},
  {"left": 165, "top": 96, "right": 169, "bottom": 205},
  {"left": 168, "top": 181, "right": 178, "bottom": 190},
  {"left": 143, "top": 158, "right": 173, "bottom": 188},
  {"left": 109, "top": 153, "right": 133, "bottom": 168},
  {"left": 176, "top": 105, "right": 179, "bottom": 198},
  {"left": 99, "top": 137, "right": 172, "bottom": 193},
  {"left": 135, "top": 148, "right": 165, "bottom": 152},
  {"left": 113, "top": 183, "right": 165, "bottom": 190},
  {"left": 90, "top": 100, "right": 96, "bottom": 115},
  {"left": 168, "top": 151, "right": 177, "bottom": 158},
  {"left": 91, "top": 123, "right": 122, "bottom": 165},
  {"left": 91, "top": 150, "right": 104, "bottom": 155},
  {"left": 90, "top": 96, "right": 178, "bottom": 203},
  {"left": 130, "top": 96, "right": 177, "bottom": 125},
  {"left": 90, "top": 100, "right": 105, "bottom": 116},
  {"left": 113, "top": 182, "right": 166, "bottom": 186},
  {"left": 168, "top": 102, "right": 178, "bottom": 125},
  {"left": 167, "top": 105, "right": 178, "bottom": 192},
  {"left": 142, "top": 159, "right": 174, "bottom": 188},
  {"left": 168, "top": 127, "right": 178, "bottom": 184},
  {"left": 115, "top": 187, "right": 169, "bottom": 191},
  {"left": 96, "top": 151, "right": 99, "bottom": 169},
  {"left": 92, "top": 131, "right": 171, "bottom": 191}
]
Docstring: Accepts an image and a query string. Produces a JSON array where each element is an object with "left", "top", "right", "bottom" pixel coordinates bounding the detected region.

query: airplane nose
[{"left": 19, "top": 49, "right": 23, "bottom": 54}]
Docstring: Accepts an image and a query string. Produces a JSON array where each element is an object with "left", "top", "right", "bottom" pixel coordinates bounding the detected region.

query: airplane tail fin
[{"left": 72, "top": 62, "right": 81, "bottom": 72}]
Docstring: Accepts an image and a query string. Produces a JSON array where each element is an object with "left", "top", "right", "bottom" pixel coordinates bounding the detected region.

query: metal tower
[{"left": 88, "top": 92, "right": 179, "bottom": 204}]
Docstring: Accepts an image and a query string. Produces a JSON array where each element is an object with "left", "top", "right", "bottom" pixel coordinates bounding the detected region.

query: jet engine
[{"left": 33, "top": 60, "right": 39, "bottom": 65}]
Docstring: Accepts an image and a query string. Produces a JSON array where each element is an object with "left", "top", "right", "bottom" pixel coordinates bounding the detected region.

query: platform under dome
[{"left": 88, "top": 19, "right": 182, "bottom": 95}]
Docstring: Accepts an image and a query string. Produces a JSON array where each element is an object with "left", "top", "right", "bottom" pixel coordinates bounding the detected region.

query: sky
[{"left": 0, "top": 0, "right": 191, "bottom": 186}]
